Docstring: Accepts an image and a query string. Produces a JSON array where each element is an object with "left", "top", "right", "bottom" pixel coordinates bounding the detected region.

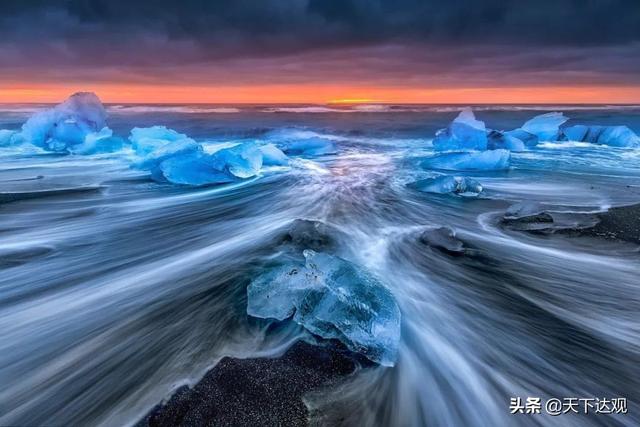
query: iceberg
[
  {"left": 159, "top": 151, "right": 236, "bottom": 186},
  {"left": 0, "top": 129, "right": 21, "bottom": 146},
  {"left": 562, "top": 125, "right": 639, "bottom": 148},
  {"left": 487, "top": 130, "right": 526, "bottom": 152},
  {"left": 20, "top": 92, "right": 109, "bottom": 152},
  {"left": 277, "top": 136, "right": 338, "bottom": 156},
  {"left": 134, "top": 133, "right": 263, "bottom": 185},
  {"left": 410, "top": 175, "right": 483, "bottom": 196},
  {"left": 247, "top": 250, "right": 401, "bottom": 366},
  {"left": 421, "top": 149, "right": 510, "bottom": 171},
  {"left": 520, "top": 112, "right": 568, "bottom": 141},
  {"left": 215, "top": 142, "right": 263, "bottom": 178},
  {"left": 129, "top": 126, "right": 190, "bottom": 156},
  {"left": 135, "top": 138, "right": 202, "bottom": 181},
  {"left": 432, "top": 108, "right": 488, "bottom": 151},
  {"left": 259, "top": 143, "right": 289, "bottom": 166},
  {"left": 68, "top": 127, "right": 125, "bottom": 155},
  {"left": 504, "top": 128, "right": 538, "bottom": 147}
]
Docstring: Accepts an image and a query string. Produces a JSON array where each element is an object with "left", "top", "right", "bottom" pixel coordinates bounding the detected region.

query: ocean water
[{"left": 0, "top": 104, "right": 639, "bottom": 426}]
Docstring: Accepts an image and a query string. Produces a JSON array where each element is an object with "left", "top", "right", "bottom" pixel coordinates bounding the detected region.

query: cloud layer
[{"left": 1, "top": 1, "right": 639, "bottom": 93}]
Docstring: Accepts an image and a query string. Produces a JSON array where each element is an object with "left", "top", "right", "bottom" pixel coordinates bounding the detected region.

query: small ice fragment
[
  {"left": 487, "top": 130, "right": 526, "bottom": 152},
  {"left": 410, "top": 175, "right": 483, "bottom": 196},
  {"left": 70, "top": 127, "right": 124, "bottom": 155},
  {"left": 563, "top": 125, "right": 639, "bottom": 148},
  {"left": 129, "top": 126, "right": 190, "bottom": 155},
  {"left": 520, "top": 112, "right": 568, "bottom": 141},
  {"left": 247, "top": 250, "right": 401, "bottom": 366},
  {"left": 215, "top": 142, "right": 263, "bottom": 178},
  {"left": 0, "top": 129, "right": 21, "bottom": 146},
  {"left": 278, "top": 137, "right": 338, "bottom": 156},
  {"left": 433, "top": 108, "right": 488, "bottom": 151},
  {"left": 504, "top": 128, "right": 538, "bottom": 147},
  {"left": 421, "top": 149, "right": 510, "bottom": 171},
  {"left": 259, "top": 143, "right": 289, "bottom": 165}
]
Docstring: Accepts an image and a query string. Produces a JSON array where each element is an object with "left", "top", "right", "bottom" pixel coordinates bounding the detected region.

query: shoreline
[{"left": 136, "top": 341, "right": 362, "bottom": 427}]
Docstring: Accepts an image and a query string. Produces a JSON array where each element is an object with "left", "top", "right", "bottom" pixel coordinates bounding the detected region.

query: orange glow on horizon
[{"left": 1, "top": 84, "right": 640, "bottom": 104}]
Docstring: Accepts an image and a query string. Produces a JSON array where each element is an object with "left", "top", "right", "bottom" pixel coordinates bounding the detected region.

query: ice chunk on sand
[
  {"left": 421, "top": 149, "right": 510, "bottom": 171},
  {"left": 410, "top": 175, "right": 483, "bottom": 196},
  {"left": 129, "top": 126, "right": 190, "bottom": 155},
  {"left": 520, "top": 112, "right": 568, "bottom": 141},
  {"left": 487, "top": 130, "right": 526, "bottom": 152},
  {"left": 21, "top": 92, "right": 108, "bottom": 151},
  {"left": 259, "top": 143, "right": 289, "bottom": 166},
  {"left": 433, "top": 108, "right": 488, "bottom": 151},
  {"left": 247, "top": 250, "right": 401, "bottom": 366},
  {"left": 563, "top": 125, "right": 639, "bottom": 148}
]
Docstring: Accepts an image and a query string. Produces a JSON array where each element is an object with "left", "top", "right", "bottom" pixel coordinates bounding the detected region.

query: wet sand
[{"left": 136, "top": 341, "right": 360, "bottom": 427}]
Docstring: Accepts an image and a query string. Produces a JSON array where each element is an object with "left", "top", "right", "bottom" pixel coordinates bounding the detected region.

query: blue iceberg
[
  {"left": 129, "top": 126, "right": 191, "bottom": 156},
  {"left": 19, "top": 92, "right": 112, "bottom": 152},
  {"left": 433, "top": 108, "right": 488, "bottom": 151},
  {"left": 0, "top": 129, "right": 21, "bottom": 147},
  {"left": 247, "top": 250, "right": 401, "bottom": 366},
  {"left": 562, "top": 125, "right": 639, "bottom": 148},
  {"left": 278, "top": 136, "right": 338, "bottom": 156},
  {"left": 504, "top": 128, "right": 539, "bottom": 147},
  {"left": 68, "top": 127, "right": 125, "bottom": 155},
  {"left": 259, "top": 143, "right": 289, "bottom": 166},
  {"left": 159, "top": 151, "right": 236, "bottom": 186},
  {"left": 410, "top": 175, "right": 483, "bottom": 196},
  {"left": 215, "top": 143, "right": 263, "bottom": 178},
  {"left": 421, "top": 149, "right": 511, "bottom": 171},
  {"left": 133, "top": 129, "right": 264, "bottom": 185},
  {"left": 520, "top": 112, "right": 568, "bottom": 142},
  {"left": 487, "top": 130, "right": 526, "bottom": 152}
]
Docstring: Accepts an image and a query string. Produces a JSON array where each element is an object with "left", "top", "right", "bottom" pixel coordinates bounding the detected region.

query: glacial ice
[
  {"left": 421, "top": 149, "right": 511, "bottom": 171},
  {"left": 159, "top": 151, "right": 236, "bottom": 186},
  {"left": 133, "top": 132, "right": 264, "bottom": 185},
  {"left": 433, "top": 108, "right": 488, "bottom": 151},
  {"left": 129, "top": 126, "right": 190, "bottom": 156},
  {"left": 68, "top": 127, "right": 125, "bottom": 155},
  {"left": 259, "top": 143, "right": 289, "bottom": 166},
  {"left": 247, "top": 250, "right": 401, "bottom": 366},
  {"left": 487, "top": 130, "right": 526, "bottom": 152},
  {"left": 215, "top": 143, "right": 263, "bottom": 178},
  {"left": 410, "top": 175, "right": 483, "bottom": 196},
  {"left": 504, "top": 128, "right": 538, "bottom": 147},
  {"left": 520, "top": 112, "right": 568, "bottom": 141},
  {"left": 562, "top": 125, "right": 639, "bottom": 148},
  {"left": 20, "top": 92, "right": 109, "bottom": 152},
  {"left": 276, "top": 136, "right": 338, "bottom": 156},
  {"left": 0, "top": 129, "right": 21, "bottom": 146}
]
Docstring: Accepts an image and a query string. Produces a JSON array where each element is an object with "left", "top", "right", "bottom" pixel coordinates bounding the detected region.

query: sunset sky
[{"left": 2, "top": 0, "right": 640, "bottom": 104}]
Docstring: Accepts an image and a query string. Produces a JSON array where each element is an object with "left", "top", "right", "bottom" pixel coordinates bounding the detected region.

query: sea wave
[{"left": 107, "top": 105, "right": 241, "bottom": 114}]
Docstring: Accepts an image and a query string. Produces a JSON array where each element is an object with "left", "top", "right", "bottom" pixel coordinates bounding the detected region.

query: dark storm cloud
[{"left": 1, "top": 0, "right": 639, "bottom": 86}]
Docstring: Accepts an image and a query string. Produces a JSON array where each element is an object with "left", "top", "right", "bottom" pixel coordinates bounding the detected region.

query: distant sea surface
[{"left": 0, "top": 104, "right": 639, "bottom": 426}]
